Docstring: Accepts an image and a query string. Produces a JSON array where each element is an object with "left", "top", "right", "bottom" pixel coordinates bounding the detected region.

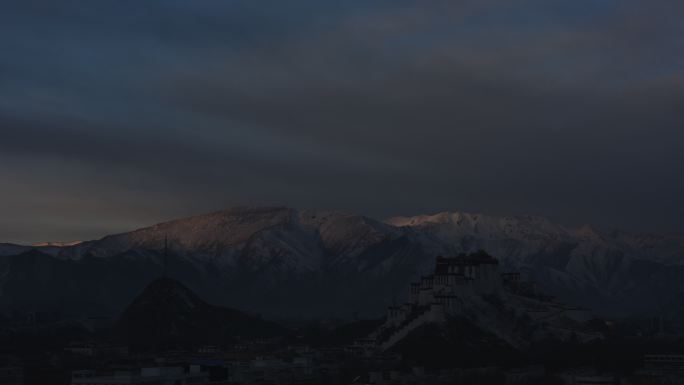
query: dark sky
[{"left": 1, "top": 0, "right": 683, "bottom": 244}]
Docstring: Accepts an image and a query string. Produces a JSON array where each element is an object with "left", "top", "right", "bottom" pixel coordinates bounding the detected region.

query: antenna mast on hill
[{"left": 163, "top": 235, "right": 168, "bottom": 278}]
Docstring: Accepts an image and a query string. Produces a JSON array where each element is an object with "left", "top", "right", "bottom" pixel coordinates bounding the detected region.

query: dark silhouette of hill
[
  {"left": 290, "top": 318, "right": 386, "bottom": 347},
  {"left": 115, "top": 277, "right": 286, "bottom": 351},
  {"left": 393, "top": 317, "right": 521, "bottom": 369}
]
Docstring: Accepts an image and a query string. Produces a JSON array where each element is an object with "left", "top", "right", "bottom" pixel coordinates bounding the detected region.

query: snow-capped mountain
[
  {"left": 67, "top": 207, "right": 411, "bottom": 273},
  {"left": 1, "top": 206, "right": 683, "bottom": 320},
  {"left": 0, "top": 207, "right": 437, "bottom": 318}
]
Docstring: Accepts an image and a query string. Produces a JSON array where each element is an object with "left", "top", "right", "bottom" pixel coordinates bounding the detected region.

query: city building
[
  {"left": 0, "top": 367, "right": 23, "bottom": 385},
  {"left": 369, "top": 252, "right": 502, "bottom": 351},
  {"left": 71, "top": 366, "right": 207, "bottom": 385}
]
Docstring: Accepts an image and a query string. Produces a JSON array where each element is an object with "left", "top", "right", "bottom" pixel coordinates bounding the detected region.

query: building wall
[{"left": 386, "top": 258, "right": 502, "bottom": 325}]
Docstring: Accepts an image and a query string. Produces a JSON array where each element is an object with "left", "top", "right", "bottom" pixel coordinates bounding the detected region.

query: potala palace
[{"left": 356, "top": 251, "right": 600, "bottom": 352}]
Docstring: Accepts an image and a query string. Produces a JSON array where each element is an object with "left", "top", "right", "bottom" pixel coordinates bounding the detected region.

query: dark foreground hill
[
  {"left": 115, "top": 277, "right": 285, "bottom": 351},
  {"left": 393, "top": 317, "right": 521, "bottom": 369}
]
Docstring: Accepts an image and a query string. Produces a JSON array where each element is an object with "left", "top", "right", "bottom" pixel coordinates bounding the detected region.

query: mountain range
[{"left": 1, "top": 206, "right": 683, "bottom": 321}]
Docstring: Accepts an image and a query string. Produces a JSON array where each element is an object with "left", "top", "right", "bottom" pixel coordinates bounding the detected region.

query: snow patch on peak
[
  {"left": 87, "top": 206, "right": 294, "bottom": 259},
  {"left": 386, "top": 211, "right": 570, "bottom": 241},
  {"left": 574, "top": 225, "right": 604, "bottom": 241}
]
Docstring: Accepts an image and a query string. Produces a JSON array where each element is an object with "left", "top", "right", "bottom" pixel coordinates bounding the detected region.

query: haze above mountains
[{"left": 1, "top": 206, "right": 684, "bottom": 322}]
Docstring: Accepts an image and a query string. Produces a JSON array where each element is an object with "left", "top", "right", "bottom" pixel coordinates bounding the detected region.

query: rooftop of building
[{"left": 436, "top": 251, "right": 499, "bottom": 266}]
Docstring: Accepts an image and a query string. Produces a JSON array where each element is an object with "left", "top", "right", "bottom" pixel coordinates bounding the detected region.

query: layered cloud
[{"left": 1, "top": 0, "right": 682, "bottom": 243}]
